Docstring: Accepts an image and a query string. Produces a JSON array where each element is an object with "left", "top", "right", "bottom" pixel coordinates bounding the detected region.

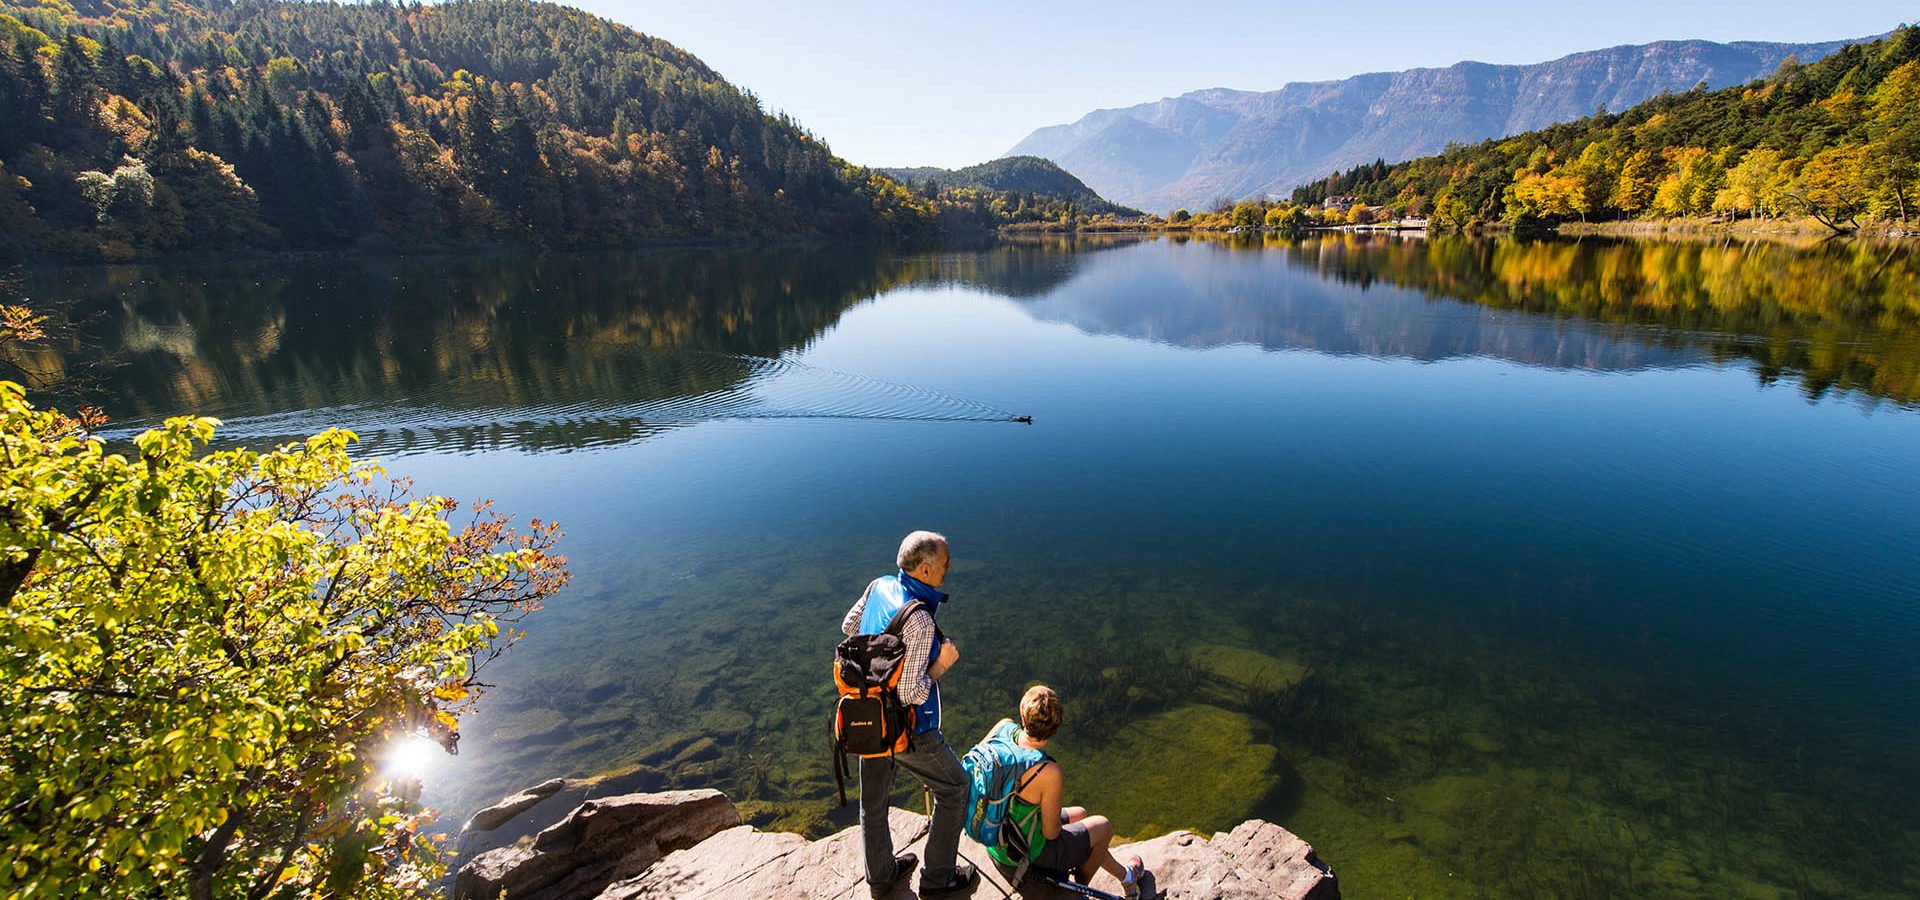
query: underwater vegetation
[{"left": 439, "top": 550, "right": 1919, "bottom": 900}]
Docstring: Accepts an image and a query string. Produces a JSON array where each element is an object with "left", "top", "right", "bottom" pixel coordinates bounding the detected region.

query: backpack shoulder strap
[
  {"left": 1013, "top": 754, "right": 1053, "bottom": 794},
  {"left": 880, "top": 598, "right": 927, "bottom": 638}
]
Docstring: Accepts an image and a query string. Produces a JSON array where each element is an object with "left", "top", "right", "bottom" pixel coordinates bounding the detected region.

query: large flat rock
[
  {"left": 596, "top": 825, "right": 810, "bottom": 899},
  {"left": 1210, "top": 820, "right": 1339, "bottom": 900},
  {"left": 455, "top": 779, "right": 1335, "bottom": 900},
  {"left": 592, "top": 809, "right": 1337, "bottom": 900},
  {"left": 1119, "top": 822, "right": 1338, "bottom": 900}
]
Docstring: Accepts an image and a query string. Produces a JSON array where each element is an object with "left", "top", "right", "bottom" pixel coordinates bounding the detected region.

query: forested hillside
[
  {"left": 881, "top": 155, "right": 1142, "bottom": 218},
  {"left": 0, "top": 0, "right": 938, "bottom": 262},
  {"left": 1290, "top": 28, "right": 1920, "bottom": 233}
]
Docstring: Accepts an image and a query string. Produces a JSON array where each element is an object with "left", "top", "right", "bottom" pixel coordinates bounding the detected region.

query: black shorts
[{"left": 1029, "top": 814, "right": 1093, "bottom": 873}]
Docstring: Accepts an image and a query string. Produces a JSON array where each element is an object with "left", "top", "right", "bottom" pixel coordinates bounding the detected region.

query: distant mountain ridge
[
  {"left": 879, "top": 155, "right": 1142, "bottom": 216},
  {"left": 1008, "top": 35, "right": 1876, "bottom": 213}
]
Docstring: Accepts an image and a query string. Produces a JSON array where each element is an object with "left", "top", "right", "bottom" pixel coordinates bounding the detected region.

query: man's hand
[{"left": 929, "top": 638, "right": 959, "bottom": 680}]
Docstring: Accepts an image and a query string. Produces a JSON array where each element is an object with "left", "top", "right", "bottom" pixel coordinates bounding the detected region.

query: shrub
[{"left": 0, "top": 384, "right": 568, "bottom": 898}]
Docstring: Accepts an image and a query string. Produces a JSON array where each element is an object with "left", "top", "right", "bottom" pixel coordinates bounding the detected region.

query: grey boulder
[{"left": 452, "top": 789, "right": 739, "bottom": 900}]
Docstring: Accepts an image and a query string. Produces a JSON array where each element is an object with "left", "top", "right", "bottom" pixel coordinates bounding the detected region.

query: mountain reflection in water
[
  {"left": 35, "top": 234, "right": 1920, "bottom": 457},
  {"left": 1020, "top": 233, "right": 1920, "bottom": 405}
]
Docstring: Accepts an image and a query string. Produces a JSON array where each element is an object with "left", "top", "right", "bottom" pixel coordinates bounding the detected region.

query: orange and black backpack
[{"left": 831, "top": 598, "right": 926, "bottom": 805}]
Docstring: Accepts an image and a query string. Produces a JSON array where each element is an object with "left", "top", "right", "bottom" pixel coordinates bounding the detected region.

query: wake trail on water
[
  {"left": 94, "top": 351, "right": 1026, "bottom": 452},
  {"left": 622, "top": 351, "right": 1021, "bottom": 423}
]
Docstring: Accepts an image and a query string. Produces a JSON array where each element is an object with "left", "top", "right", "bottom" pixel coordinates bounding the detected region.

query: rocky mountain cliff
[{"left": 1007, "top": 36, "right": 1873, "bottom": 213}]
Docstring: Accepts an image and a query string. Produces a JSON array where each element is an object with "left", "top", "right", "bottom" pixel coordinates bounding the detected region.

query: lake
[{"left": 28, "top": 233, "right": 1920, "bottom": 898}]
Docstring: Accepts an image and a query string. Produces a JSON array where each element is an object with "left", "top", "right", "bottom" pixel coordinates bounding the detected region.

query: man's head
[
  {"left": 1019, "top": 684, "right": 1063, "bottom": 741},
  {"left": 897, "top": 530, "right": 950, "bottom": 588}
]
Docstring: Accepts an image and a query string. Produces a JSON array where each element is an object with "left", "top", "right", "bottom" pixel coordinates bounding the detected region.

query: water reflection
[
  {"left": 1020, "top": 236, "right": 1703, "bottom": 370},
  {"left": 43, "top": 248, "right": 953, "bottom": 451},
  {"left": 1134, "top": 233, "right": 1920, "bottom": 405},
  {"left": 30, "top": 234, "right": 1920, "bottom": 456}
]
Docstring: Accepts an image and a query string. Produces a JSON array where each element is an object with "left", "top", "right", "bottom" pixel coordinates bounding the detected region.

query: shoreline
[
  {"left": 0, "top": 233, "right": 925, "bottom": 273},
  {"left": 1556, "top": 217, "right": 1918, "bottom": 241},
  {"left": 1003, "top": 216, "right": 1920, "bottom": 243},
  {"left": 447, "top": 779, "right": 1340, "bottom": 900}
]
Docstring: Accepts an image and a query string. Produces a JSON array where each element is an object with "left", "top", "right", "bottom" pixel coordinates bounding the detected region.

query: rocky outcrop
[
  {"left": 1133, "top": 821, "right": 1339, "bottom": 900},
  {"left": 453, "top": 785, "right": 1337, "bottom": 900},
  {"left": 454, "top": 765, "right": 670, "bottom": 870},
  {"left": 465, "top": 778, "right": 569, "bottom": 834},
  {"left": 452, "top": 789, "right": 739, "bottom": 900}
]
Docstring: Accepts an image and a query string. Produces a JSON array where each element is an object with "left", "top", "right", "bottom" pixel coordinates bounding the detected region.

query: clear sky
[{"left": 568, "top": 0, "right": 1917, "bottom": 170}]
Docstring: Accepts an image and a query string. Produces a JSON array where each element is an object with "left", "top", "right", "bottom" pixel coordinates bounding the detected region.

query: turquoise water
[{"left": 32, "top": 235, "right": 1920, "bottom": 898}]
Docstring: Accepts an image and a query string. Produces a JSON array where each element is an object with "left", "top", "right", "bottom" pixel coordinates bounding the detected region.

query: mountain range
[{"left": 1006, "top": 35, "right": 1874, "bottom": 213}]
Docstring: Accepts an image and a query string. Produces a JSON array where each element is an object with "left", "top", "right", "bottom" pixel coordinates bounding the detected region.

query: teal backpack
[{"left": 960, "top": 721, "right": 1051, "bottom": 884}]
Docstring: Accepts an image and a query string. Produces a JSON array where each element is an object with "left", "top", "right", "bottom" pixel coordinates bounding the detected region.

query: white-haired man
[{"left": 840, "top": 530, "right": 975, "bottom": 898}]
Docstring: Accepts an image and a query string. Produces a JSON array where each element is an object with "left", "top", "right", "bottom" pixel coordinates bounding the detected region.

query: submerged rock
[
  {"left": 1071, "top": 704, "right": 1282, "bottom": 836},
  {"left": 489, "top": 708, "right": 573, "bottom": 745},
  {"left": 1190, "top": 644, "right": 1309, "bottom": 693}
]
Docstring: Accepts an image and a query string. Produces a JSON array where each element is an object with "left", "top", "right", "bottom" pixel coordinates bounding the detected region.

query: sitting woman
[{"left": 986, "top": 684, "right": 1147, "bottom": 898}]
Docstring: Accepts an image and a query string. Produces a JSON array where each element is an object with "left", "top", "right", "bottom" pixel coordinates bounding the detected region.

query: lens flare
[{"left": 382, "top": 734, "right": 445, "bottom": 781}]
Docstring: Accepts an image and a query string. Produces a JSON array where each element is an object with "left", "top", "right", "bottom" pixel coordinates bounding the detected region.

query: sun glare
[{"left": 382, "top": 734, "right": 446, "bottom": 781}]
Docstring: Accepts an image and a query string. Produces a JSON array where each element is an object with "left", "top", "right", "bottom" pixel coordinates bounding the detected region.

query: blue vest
[{"left": 859, "top": 573, "right": 944, "bottom": 733}]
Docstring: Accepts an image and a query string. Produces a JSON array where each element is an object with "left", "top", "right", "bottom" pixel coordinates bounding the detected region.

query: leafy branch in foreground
[{"left": 0, "top": 382, "right": 569, "bottom": 899}]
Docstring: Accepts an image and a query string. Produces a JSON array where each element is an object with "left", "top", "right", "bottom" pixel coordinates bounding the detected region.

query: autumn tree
[
  {"left": 1650, "top": 147, "right": 1723, "bottom": 217},
  {"left": 1866, "top": 60, "right": 1920, "bottom": 224},
  {"left": 1785, "top": 144, "right": 1873, "bottom": 232},
  {"left": 1715, "top": 148, "right": 1787, "bottom": 220},
  {"left": 1506, "top": 170, "right": 1583, "bottom": 221},
  {"left": 1231, "top": 201, "right": 1262, "bottom": 229},
  {"left": 1433, "top": 185, "right": 1473, "bottom": 230},
  {"left": 1264, "top": 205, "right": 1306, "bottom": 231},
  {"left": 0, "top": 384, "right": 569, "bottom": 899}
]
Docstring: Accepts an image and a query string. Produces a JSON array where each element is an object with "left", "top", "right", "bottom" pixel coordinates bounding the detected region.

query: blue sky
[{"left": 571, "top": 1, "right": 1917, "bottom": 170}]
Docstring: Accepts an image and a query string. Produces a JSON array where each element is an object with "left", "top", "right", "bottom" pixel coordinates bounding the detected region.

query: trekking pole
[{"left": 1036, "top": 873, "right": 1130, "bottom": 900}]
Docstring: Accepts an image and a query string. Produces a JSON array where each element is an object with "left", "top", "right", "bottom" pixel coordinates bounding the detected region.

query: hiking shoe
[
  {"left": 919, "top": 860, "right": 979, "bottom": 897},
  {"left": 868, "top": 851, "right": 917, "bottom": 899},
  {"left": 1121, "top": 855, "right": 1147, "bottom": 900}
]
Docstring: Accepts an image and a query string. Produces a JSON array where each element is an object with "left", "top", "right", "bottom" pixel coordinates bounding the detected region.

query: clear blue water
[{"left": 32, "top": 234, "right": 1920, "bottom": 897}]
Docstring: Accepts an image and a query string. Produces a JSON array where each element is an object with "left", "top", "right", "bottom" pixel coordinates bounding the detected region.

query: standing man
[{"left": 840, "top": 531, "right": 977, "bottom": 898}]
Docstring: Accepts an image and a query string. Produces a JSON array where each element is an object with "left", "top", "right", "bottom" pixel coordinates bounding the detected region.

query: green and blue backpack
[{"left": 961, "top": 721, "right": 1051, "bottom": 884}]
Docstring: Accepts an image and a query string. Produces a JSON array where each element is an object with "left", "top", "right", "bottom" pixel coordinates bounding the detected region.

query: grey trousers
[{"left": 859, "top": 728, "right": 968, "bottom": 889}]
